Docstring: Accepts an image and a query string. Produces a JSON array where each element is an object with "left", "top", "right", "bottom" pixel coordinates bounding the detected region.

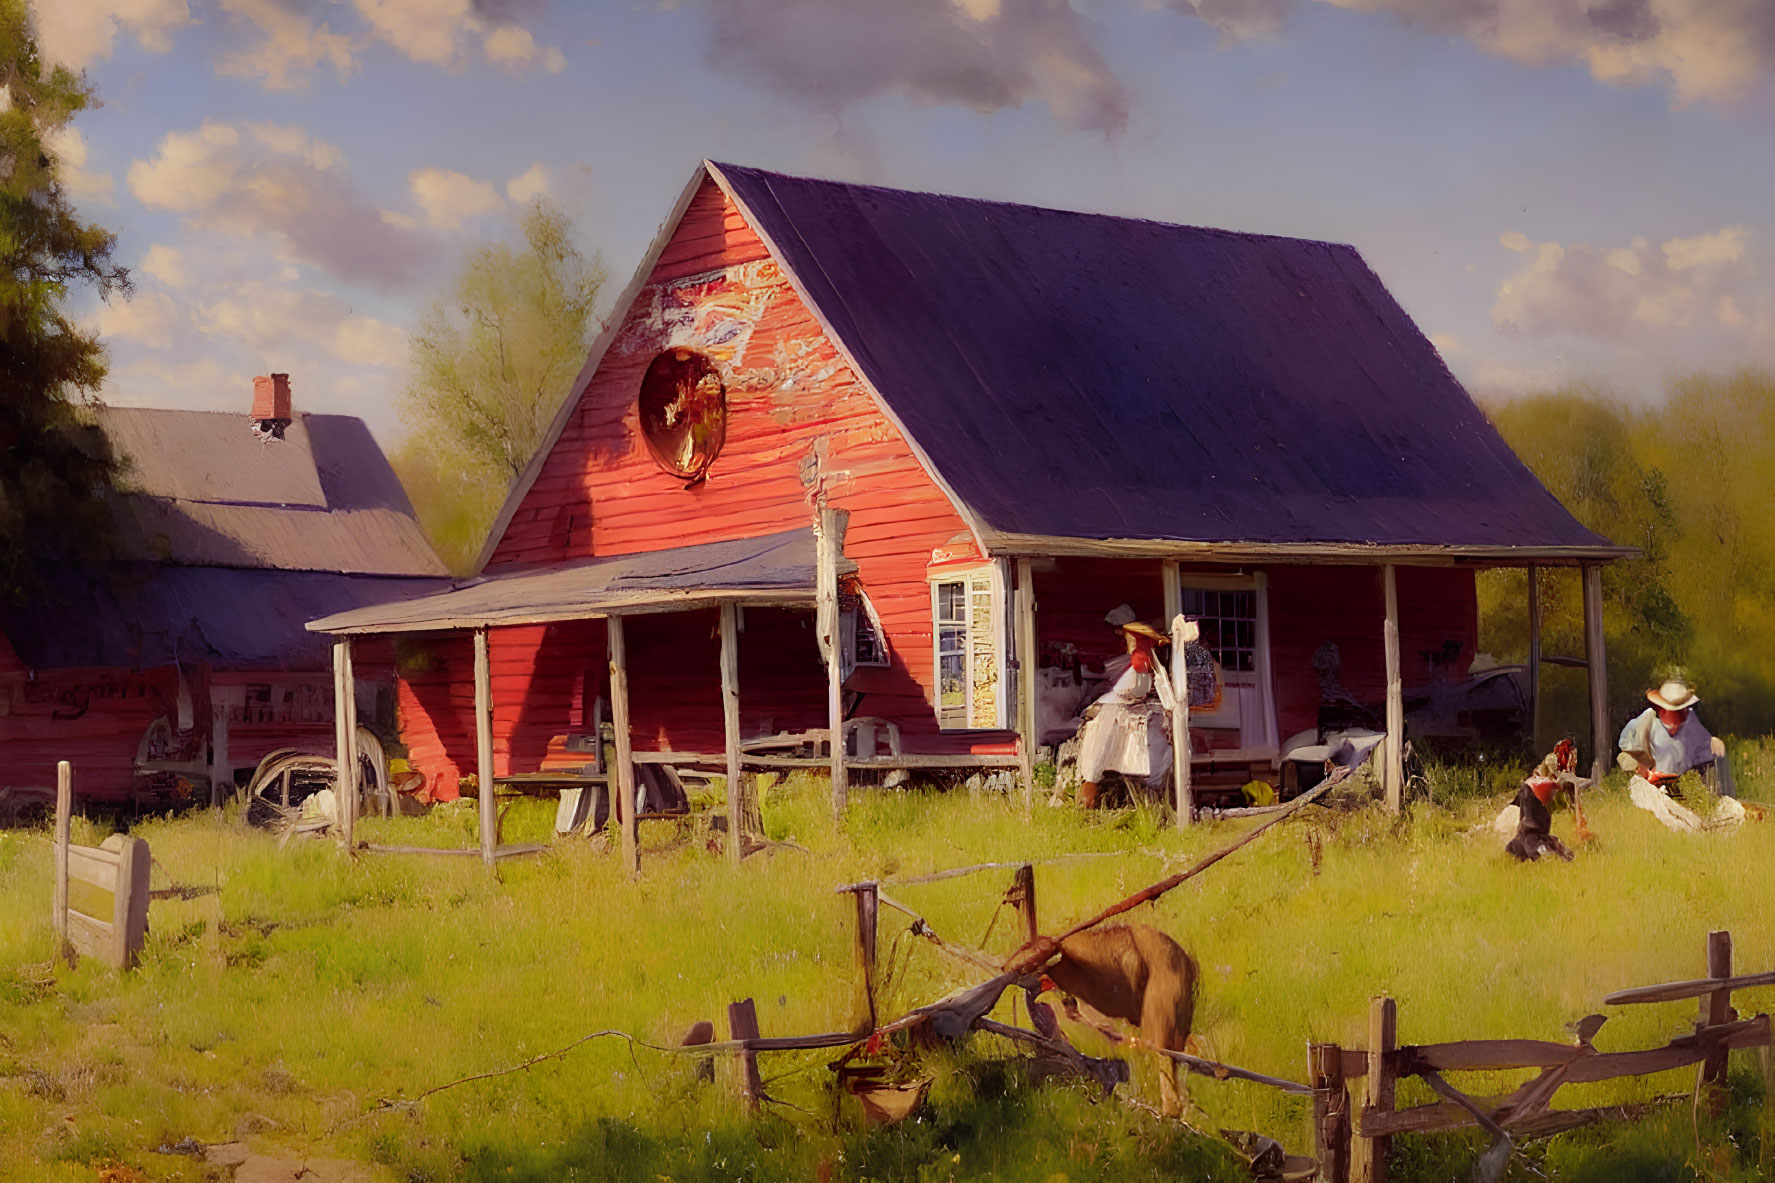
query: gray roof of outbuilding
[
  {"left": 710, "top": 163, "right": 1618, "bottom": 556},
  {"left": 94, "top": 406, "right": 447, "bottom": 577}
]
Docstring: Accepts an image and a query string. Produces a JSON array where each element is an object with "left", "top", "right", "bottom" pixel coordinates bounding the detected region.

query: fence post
[
  {"left": 727, "top": 998, "right": 763, "bottom": 1111},
  {"left": 111, "top": 836, "right": 152, "bottom": 971},
  {"left": 1353, "top": 996, "right": 1396, "bottom": 1183},
  {"left": 1011, "top": 864, "right": 1038, "bottom": 945},
  {"left": 1310, "top": 1042, "right": 1350, "bottom": 1183},
  {"left": 53, "top": 760, "right": 71, "bottom": 967},
  {"left": 851, "top": 882, "right": 879, "bottom": 1030},
  {"left": 1701, "top": 929, "right": 1734, "bottom": 1113}
]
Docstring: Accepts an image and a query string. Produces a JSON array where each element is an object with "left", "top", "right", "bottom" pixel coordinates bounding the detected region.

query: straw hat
[
  {"left": 1647, "top": 679, "right": 1699, "bottom": 711},
  {"left": 1121, "top": 620, "right": 1169, "bottom": 644}
]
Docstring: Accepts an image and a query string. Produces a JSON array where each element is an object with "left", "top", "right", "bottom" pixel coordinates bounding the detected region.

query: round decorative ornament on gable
[{"left": 638, "top": 348, "right": 727, "bottom": 483}]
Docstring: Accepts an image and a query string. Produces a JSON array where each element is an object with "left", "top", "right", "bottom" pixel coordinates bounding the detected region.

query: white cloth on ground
[{"left": 1628, "top": 774, "right": 1747, "bottom": 832}]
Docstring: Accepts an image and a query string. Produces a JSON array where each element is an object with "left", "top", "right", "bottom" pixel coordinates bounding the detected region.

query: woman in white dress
[{"left": 1076, "top": 617, "right": 1173, "bottom": 809}]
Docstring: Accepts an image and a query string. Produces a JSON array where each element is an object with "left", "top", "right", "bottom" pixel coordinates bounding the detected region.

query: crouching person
[{"left": 1618, "top": 678, "right": 1740, "bottom": 832}]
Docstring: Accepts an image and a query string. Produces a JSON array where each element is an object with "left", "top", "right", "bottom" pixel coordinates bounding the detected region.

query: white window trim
[
  {"left": 840, "top": 589, "right": 891, "bottom": 678},
  {"left": 929, "top": 561, "right": 1010, "bottom": 731}
]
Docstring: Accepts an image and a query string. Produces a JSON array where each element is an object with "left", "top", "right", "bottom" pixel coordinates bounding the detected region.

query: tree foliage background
[
  {"left": 0, "top": 0, "right": 129, "bottom": 599},
  {"left": 1479, "top": 367, "right": 1775, "bottom": 741},
  {"left": 393, "top": 199, "right": 605, "bottom": 573}
]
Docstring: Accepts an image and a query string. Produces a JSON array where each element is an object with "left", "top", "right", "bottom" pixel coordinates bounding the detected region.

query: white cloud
[
  {"left": 128, "top": 121, "right": 431, "bottom": 289},
  {"left": 214, "top": 0, "right": 357, "bottom": 90},
  {"left": 409, "top": 167, "right": 503, "bottom": 229},
  {"left": 1154, "top": 0, "right": 1775, "bottom": 108},
  {"left": 1663, "top": 226, "right": 1749, "bottom": 271},
  {"left": 95, "top": 290, "right": 182, "bottom": 350},
  {"left": 692, "top": 0, "right": 1129, "bottom": 133},
  {"left": 483, "top": 24, "right": 565, "bottom": 73},
  {"left": 505, "top": 161, "right": 551, "bottom": 203},
  {"left": 1491, "top": 226, "right": 1768, "bottom": 345},
  {"left": 139, "top": 244, "right": 189, "bottom": 289},
  {"left": 30, "top": 0, "right": 190, "bottom": 70},
  {"left": 45, "top": 126, "right": 115, "bottom": 205}
]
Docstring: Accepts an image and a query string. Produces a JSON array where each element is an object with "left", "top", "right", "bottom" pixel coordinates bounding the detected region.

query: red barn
[
  {"left": 310, "top": 163, "right": 1627, "bottom": 858},
  {"left": 0, "top": 379, "right": 447, "bottom": 815}
]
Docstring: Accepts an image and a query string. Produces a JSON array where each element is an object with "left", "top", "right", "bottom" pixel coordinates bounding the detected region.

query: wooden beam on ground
[
  {"left": 473, "top": 628, "right": 495, "bottom": 869},
  {"left": 1382, "top": 565, "right": 1403, "bottom": 813},
  {"left": 1355, "top": 995, "right": 1397, "bottom": 1183},
  {"left": 1582, "top": 564, "right": 1610, "bottom": 785},
  {"left": 607, "top": 617, "right": 639, "bottom": 876},
  {"left": 1526, "top": 564, "right": 1542, "bottom": 752},
  {"left": 719, "top": 602, "right": 743, "bottom": 866},
  {"left": 1015, "top": 557, "right": 1037, "bottom": 815},
  {"left": 53, "top": 761, "right": 71, "bottom": 966},
  {"left": 817, "top": 506, "right": 848, "bottom": 816}
]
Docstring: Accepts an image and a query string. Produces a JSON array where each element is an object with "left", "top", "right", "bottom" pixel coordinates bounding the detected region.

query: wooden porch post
[
  {"left": 1382, "top": 565, "right": 1403, "bottom": 813},
  {"left": 1171, "top": 616, "right": 1193, "bottom": 829},
  {"left": 719, "top": 602, "right": 744, "bottom": 865},
  {"left": 208, "top": 689, "right": 230, "bottom": 809},
  {"left": 817, "top": 506, "right": 847, "bottom": 816},
  {"left": 1015, "top": 558, "right": 1037, "bottom": 814},
  {"left": 1582, "top": 564, "right": 1610, "bottom": 786},
  {"left": 332, "top": 638, "right": 359, "bottom": 852},
  {"left": 473, "top": 627, "right": 495, "bottom": 868},
  {"left": 607, "top": 616, "right": 639, "bottom": 876},
  {"left": 1526, "top": 564, "right": 1542, "bottom": 753}
]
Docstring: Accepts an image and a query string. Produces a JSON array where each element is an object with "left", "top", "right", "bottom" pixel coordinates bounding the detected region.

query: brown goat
[{"left": 1036, "top": 924, "right": 1198, "bottom": 1117}]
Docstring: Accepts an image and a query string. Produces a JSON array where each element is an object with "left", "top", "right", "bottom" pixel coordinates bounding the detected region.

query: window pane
[{"left": 940, "top": 653, "right": 966, "bottom": 705}]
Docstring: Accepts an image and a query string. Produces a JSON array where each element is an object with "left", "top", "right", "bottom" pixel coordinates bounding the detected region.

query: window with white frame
[
  {"left": 1180, "top": 586, "right": 1258, "bottom": 673},
  {"left": 930, "top": 565, "right": 1007, "bottom": 730}
]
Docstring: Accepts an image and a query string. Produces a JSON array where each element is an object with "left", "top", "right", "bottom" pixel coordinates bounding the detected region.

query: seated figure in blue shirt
[{"left": 1617, "top": 679, "right": 1735, "bottom": 828}]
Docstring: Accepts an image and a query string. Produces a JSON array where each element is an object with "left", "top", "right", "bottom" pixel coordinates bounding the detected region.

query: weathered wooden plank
[
  {"left": 1582, "top": 564, "right": 1609, "bottom": 785},
  {"left": 66, "top": 844, "right": 120, "bottom": 893},
  {"left": 66, "top": 908, "right": 111, "bottom": 961},
  {"left": 727, "top": 998, "right": 764, "bottom": 1109},
  {"left": 1311, "top": 1043, "right": 1351, "bottom": 1183},
  {"left": 1702, "top": 931, "right": 1734, "bottom": 1110},
  {"left": 1560, "top": 1015, "right": 1769, "bottom": 1084},
  {"left": 1354, "top": 995, "right": 1397, "bottom": 1183},
  {"left": 818, "top": 506, "right": 847, "bottom": 816},
  {"left": 111, "top": 836, "right": 151, "bottom": 971},
  {"left": 1014, "top": 558, "right": 1036, "bottom": 814},
  {"left": 1403, "top": 1039, "right": 1583, "bottom": 1073},
  {"left": 1604, "top": 971, "right": 1775, "bottom": 1007}
]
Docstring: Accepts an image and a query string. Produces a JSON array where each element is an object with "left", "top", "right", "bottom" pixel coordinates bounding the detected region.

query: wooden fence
[
  {"left": 700, "top": 858, "right": 1775, "bottom": 1182},
  {"left": 51, "top": 761, "right": 151, "bottom": 971}
]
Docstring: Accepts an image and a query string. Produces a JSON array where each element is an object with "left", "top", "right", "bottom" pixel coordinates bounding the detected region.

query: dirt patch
[{"left": 204, "top": 1142, "right": 380, "bottom": 1182}]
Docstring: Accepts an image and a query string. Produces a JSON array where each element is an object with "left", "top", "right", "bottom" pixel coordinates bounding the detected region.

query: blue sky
[{"left": 39, "top": 0, "right": 1775, "bottom": 444}]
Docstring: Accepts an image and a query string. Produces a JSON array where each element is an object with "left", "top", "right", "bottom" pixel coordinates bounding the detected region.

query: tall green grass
[{"left": 4, "top": 766, "right": 1775, "bottom": 1181}]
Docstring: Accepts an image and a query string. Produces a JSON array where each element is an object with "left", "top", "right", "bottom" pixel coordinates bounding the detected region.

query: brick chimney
[{"left": 251, "top": 373, "right": 292, "bottom": 440}]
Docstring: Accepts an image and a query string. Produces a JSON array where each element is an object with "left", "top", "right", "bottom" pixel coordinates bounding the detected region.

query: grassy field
[{"left": 6, "top": 760, "right": 1775, "bottom": 1182}]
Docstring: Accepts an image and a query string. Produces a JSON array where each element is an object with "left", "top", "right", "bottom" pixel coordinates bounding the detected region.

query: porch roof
[{"left": 305, "top": 528, "right": 852, "bottom": 635}]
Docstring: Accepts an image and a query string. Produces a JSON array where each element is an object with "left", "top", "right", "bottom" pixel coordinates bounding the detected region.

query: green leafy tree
[
  {"left": 395, "top": 199, "right": 605, "bottom": 572},
  {"left": 0, "top": 0, "right": 130, "bottom": 597},
  {"left": 1480, "top": 369, "right": 1775, "bottom": 740}
]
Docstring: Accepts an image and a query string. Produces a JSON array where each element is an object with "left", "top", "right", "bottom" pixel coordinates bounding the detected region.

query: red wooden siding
[
  {"left": 0, "top": 666, "right": 180, "bottom": 800},
  {"left": 478, "top": 178, "right": 983, "bottom": 753},
  {"left": 1268, "top": 565, "right": 1477, "bottom": 741}
]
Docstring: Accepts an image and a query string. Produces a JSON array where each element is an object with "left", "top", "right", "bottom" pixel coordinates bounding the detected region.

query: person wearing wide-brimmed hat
[
  {"left": 1075, "top": 606, "right": 1175, "bottom": 809},
  {"left": 1617, "top": 677, "right": 1738, "bottom": 830}
]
